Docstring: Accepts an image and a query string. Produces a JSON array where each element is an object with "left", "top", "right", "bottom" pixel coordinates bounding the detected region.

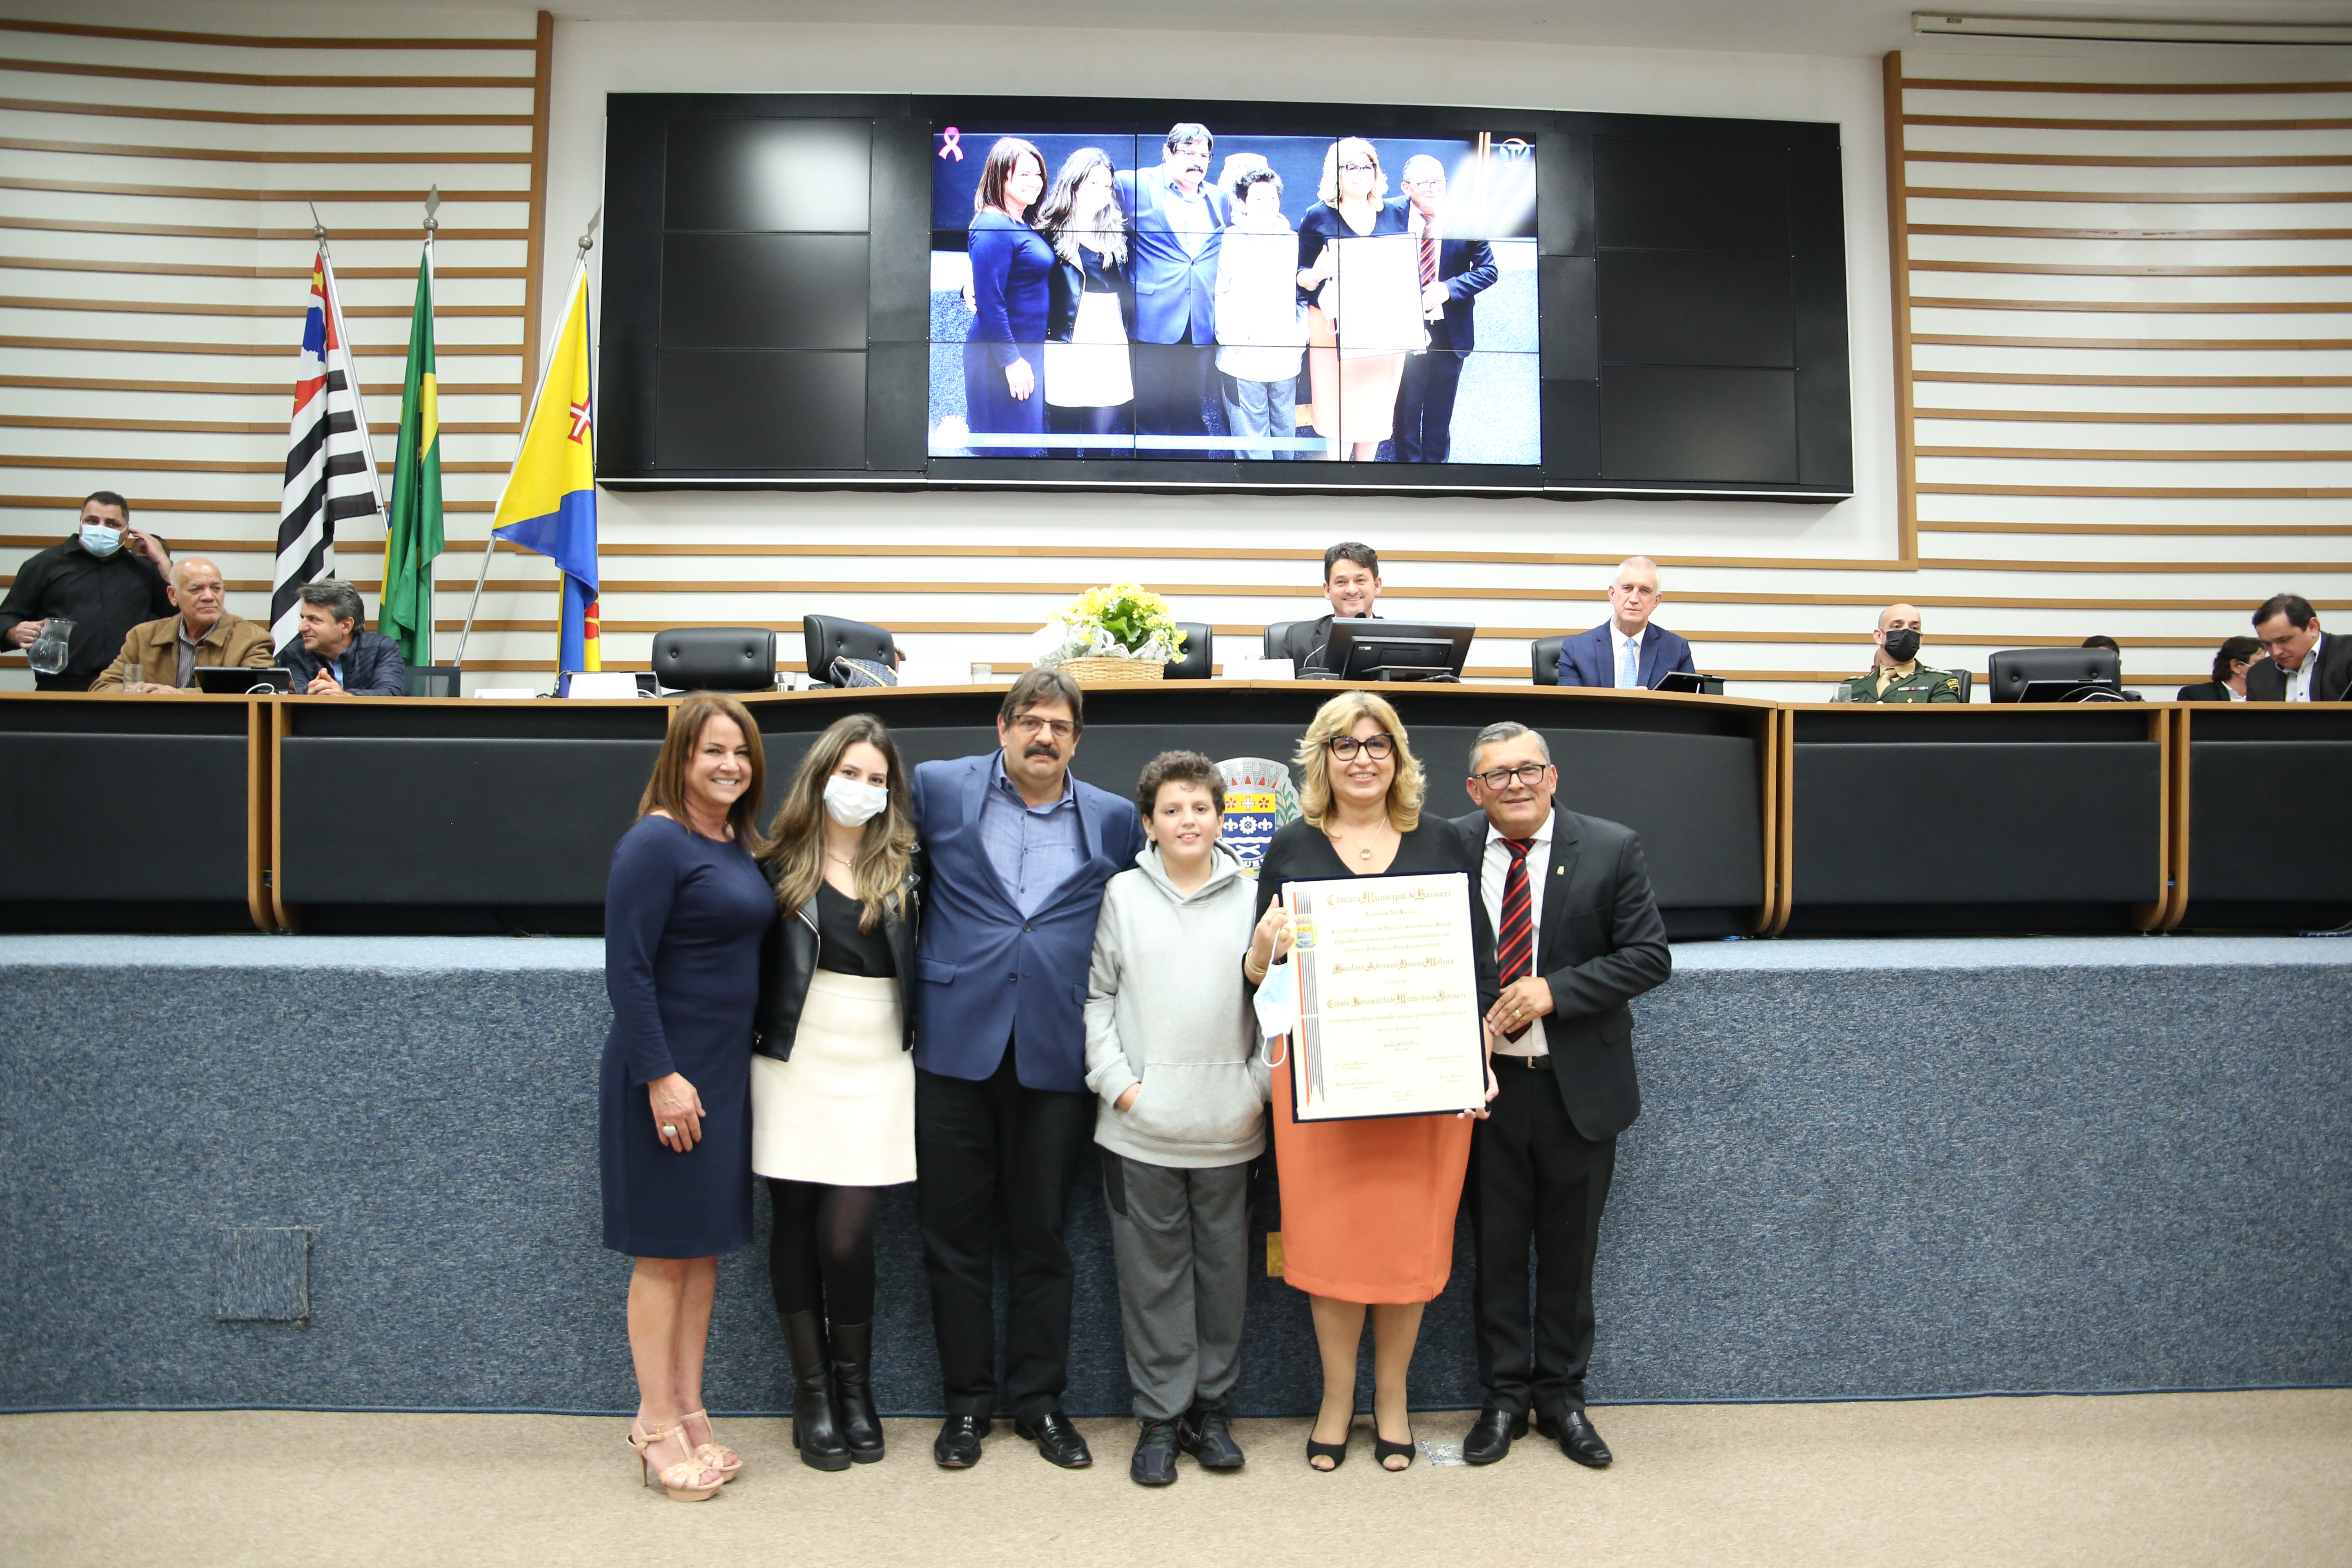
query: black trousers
[
  {"left": 915, "top": 1047, "right": 1095, "bottom": 1419},
  {"left": 1392, "top": 348, "right": 1468, "bottom": 463},
  {"left": 1468, "top": 1061, "right": 1617, "bottom": 1415},
  {"left": 1133, "top": 328, "right": 1221, "bottom": 456}
]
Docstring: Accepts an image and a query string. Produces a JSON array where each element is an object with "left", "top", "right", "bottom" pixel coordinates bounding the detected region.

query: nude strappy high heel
[
  {"left": 679, "top": 1408, "right": 742, "bottom": 1483},
  {"left": 628, "top": 1420, "right": 725, "bottom": 1501}
]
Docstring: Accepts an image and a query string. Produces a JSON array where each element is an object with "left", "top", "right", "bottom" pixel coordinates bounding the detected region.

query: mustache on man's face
[{"left": 1025, "top": 743, "right": 1060, "bottom": 760}]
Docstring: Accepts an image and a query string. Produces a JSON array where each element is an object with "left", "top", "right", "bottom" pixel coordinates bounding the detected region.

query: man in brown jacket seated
[{"left": 90, "top": 557, "right": 273, "bottom": 692}]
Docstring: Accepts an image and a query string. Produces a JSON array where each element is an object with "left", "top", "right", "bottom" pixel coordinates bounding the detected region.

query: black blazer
[
  {"left": 1424, "top": 237, "right": 1497, "bottom": 353},
  {"left": 753, "top": 877, "right": 920, "bottom": 1062},
  {"left": 2245, "top": 634, "right": 2352, "bottom": 703},
  {"left": 2174, "top": 681, "right": 2237, "bottom": 702},
  {"left": 1452, "top": 806, "right": 1670, "bottom": 1141},
  {"left": 1277, "top": 612, "right": 1383, "bottom": 674},
  {"left": 1045, "top": 245, "right": 1138, "bottom": 344}
]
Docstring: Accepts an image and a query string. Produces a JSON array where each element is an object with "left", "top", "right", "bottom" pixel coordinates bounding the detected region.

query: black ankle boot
[
  {"left": 780, "top": 1310, "right": 850, "bottom": 1471},
  {"left": 829, "top": 1320, "right": 884, "bottom": 1462}
]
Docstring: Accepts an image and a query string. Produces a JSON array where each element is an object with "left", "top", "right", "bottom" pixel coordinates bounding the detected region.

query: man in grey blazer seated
[
  {"left": 1452, "top": 720, "right": 1669, "bottom": 1470},
  {"left": 1270, "top": 540, "right": 1383, "bottom": 675}
]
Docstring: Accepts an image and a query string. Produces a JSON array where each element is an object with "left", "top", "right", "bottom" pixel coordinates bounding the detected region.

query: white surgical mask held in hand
[{"left": 823, "top": 775, "right": 889, "bottom": 827}]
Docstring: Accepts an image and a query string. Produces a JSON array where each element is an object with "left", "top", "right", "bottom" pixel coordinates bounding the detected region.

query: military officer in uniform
[{"left": 1836, "top": 603, "right": 1962, "bottom": 704}]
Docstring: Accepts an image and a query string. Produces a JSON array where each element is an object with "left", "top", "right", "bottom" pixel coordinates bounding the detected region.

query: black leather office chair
[
  {"left": 404, "top": 664, "right": 460, "bottom": 699},
  {"left": 1263, "top": 620, "right": 1306, "bottom": 663},
  {"left": 1530, "top": 636, "right": 1566, "bottom": 686},
  {"left": 1952, "top": 668, "right": 1975, "bottom": 704},
  {"left": 802, "top": 615, "right": 900, "bottom": 688},
  {"left": 649, "top": 627, "right": 778, "bottom": 693},
  {"left": 1166, "top": 621, "right": 1213, "bottom": 681},
  {"left": 1986, "top": 647, "right": 2120, "bottom": 703}
]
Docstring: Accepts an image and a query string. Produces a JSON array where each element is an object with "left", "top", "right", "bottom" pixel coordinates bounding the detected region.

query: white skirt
[
  {"left": 750, "top": 970, "right": 915, "bottom": 1186},
  {"left": 1044, "top": 287, "right": 1134, "bottom": 409}
]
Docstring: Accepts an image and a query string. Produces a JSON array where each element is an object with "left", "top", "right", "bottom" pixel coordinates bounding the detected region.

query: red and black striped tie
[{"left": 1498, "top": 837, "right": 1535, "bottom": 1041}]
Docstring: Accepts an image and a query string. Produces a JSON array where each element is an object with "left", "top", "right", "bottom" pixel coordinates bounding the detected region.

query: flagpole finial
[
  {"left": 576, "top": 205, "right": 603, "bottom": 260},
  {"left": 423, "top": 184, "right": 441, "bottom": 237},
  {"left": 309, "top": 201, "right": 329, "bottom": 250}
]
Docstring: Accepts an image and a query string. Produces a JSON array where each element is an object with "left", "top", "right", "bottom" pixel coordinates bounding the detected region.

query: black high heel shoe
[
  {"left": 1373, "top": 1428, "right": 1417, "bottom": 1470},
  {"left": 1306, "top": 1415, "right": 1349, "bottom": 1472}
]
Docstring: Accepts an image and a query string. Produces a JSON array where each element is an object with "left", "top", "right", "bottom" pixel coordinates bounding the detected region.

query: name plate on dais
[{"left": 1281, "top": 871, "right": 1486, "bottom": 1122}]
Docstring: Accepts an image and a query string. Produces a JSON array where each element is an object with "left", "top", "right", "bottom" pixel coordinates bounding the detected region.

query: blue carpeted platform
[{"left": 2, "top": 934, "right": 2346, "bottom": 1416}]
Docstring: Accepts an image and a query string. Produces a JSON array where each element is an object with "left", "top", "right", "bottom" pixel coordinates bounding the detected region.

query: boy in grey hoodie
[{"left": 1085, "top": 750, "right": 1294, "bottom": 1487}]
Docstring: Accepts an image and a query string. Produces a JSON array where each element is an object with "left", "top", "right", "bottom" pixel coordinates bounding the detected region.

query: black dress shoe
[
  {"left": 1462, "top": 1406, "right": 1527, "bottom": 1466},
  {"left": 933, "top": 1413, "right": 989, "bottom": 1469},
  {"left": 1013, "top": 1410, "right": 1093, "bottom": 1469},
  {"left": 1177, "top": 1403, "right": 1245, "bottom": 1471},
  {"left": 1130, "top": 1419, "right": 1179, "bottom": 1486},
  {"left": 1535, "top": 1403, "right": 1613, "bottom": 1469}
]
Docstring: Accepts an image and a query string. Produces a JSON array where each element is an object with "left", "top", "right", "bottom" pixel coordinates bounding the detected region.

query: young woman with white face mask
[{"left": 752, "top": 713, "right": 923, "bottom": 1470}]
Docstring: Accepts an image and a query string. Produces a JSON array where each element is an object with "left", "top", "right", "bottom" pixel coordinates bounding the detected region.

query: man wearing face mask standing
[
  {"left": 0, "top": 492, "right": 173, "bottom": 692},
  {"left": 1836, "top": 603, "right": 1963, "bottom": 703},
  {"left": 908, "top": 668, "right": 1146, "bottom": 1472}
]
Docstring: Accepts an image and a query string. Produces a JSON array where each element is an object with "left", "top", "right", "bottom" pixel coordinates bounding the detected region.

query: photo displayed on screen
[{"left": 929, "top": 118, "right": 1538, "bottom": 465}]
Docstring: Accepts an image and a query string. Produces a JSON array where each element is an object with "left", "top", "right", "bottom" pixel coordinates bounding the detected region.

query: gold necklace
[{"left": 1328, "top": 820, "right": 1390, "bottom": 863}]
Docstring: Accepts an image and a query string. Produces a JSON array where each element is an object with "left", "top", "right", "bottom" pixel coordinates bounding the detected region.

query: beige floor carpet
[{"left": 4, "top": 1392, "right": 2347, "bottom": 1568}]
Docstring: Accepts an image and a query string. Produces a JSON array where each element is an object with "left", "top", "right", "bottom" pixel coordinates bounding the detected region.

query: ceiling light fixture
[{"left": 1913, "top": 12, "right": 2352, "bottom": 44}]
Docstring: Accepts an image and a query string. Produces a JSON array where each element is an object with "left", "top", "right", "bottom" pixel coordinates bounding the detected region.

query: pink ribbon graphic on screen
[{"left": 938, "top": 127, "right": 963, "bottom": 160}]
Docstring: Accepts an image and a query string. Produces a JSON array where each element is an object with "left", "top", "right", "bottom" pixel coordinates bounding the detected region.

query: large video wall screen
[
  {"left": 927, "top": 120, "right": 1538, "bottom": 466},
  {"left": 599, "top": 95, "right": 1852, "bottom": 499}
]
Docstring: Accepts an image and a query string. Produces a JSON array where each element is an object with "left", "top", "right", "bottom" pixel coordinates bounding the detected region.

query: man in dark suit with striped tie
[
  {"left": 1391, "top": 156, "right": 1497, "bottom": 463},
  {"left": 1452, "top": 721, "right": 1670, "bottom": 1469}
]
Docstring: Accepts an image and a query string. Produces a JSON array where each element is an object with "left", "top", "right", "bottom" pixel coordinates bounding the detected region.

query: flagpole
[{"left": 454, "top": 207, "right": 598, "bottom": 678}]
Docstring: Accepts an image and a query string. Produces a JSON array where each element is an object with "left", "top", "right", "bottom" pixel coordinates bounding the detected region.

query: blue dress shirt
[{"left": 978, "top": 751, "right": 1085, "bottom": 917}]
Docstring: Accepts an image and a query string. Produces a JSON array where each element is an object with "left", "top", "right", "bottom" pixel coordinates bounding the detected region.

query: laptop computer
[{"left": 193, "top": 667, "right": 293, "bottom": 695}]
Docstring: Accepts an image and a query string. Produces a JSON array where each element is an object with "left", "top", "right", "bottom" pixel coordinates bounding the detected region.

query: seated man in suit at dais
[{"left": 1555, "top": 557, "right": 1696, "bottom": 691}]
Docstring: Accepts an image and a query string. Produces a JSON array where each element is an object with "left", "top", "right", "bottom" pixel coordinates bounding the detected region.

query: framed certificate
[
  {"left": 1330, "top": 232, "right": 1428, "bottom": 358},
  {"left": 1281, "top": 871, "right": 1487, "bottom": 1122}
]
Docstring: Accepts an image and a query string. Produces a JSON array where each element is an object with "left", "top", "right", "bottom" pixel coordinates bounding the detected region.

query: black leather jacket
[
  {"left": 753, "top": 877, "right": 920, "bottom": 1062},
  {"left": 1045, "top": 246, "right": 1138, "bottom": 344}
]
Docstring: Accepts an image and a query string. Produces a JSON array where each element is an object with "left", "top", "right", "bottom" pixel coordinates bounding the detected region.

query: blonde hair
[
  {"left": 637, "top": 692, "right": 768, "bottom": 851},
  {"left": 1318, "top": 137, "right": 1388, "bottom": 207},
  {"left": 1294, "top": 690, "right": 1423, "bottom": 833},
  {"left": 760, "top": 713, "right": 916, "bottom": 931}
]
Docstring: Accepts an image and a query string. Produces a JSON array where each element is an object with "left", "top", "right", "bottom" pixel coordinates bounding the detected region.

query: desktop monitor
[{"left": 1326, "top": 619, "right": 1475, "bottom": 682}]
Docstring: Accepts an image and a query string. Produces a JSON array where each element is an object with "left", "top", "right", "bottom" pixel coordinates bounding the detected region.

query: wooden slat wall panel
[
  {"left": 0, "top": 11, "right": 548, "bottom": 677},
  {"left": 1882, "top": 44, "right": 2352, "bottom": 694},
  {"left": 6, "top": 25, "right": 2349, "bottom": 696}
]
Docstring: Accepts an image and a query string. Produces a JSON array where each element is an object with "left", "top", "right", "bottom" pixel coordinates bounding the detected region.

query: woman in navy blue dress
[
  {"left": 962, "top": 137, "right": 1052, "bottom": 459},
  {"left": 601, "top": 691, "right": 774, "bottom": 1502}
]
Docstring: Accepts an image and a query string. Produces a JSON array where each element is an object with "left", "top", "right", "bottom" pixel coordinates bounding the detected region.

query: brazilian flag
[{"left": 380, "top": 242, "right": 442, "bottom": 666}]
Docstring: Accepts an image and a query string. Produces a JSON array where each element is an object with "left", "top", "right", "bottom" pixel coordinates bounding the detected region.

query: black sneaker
[
  {"left": 1131, "top": 1419, "right": 1180, "bottom": 1486},
  {"left": 1177, "top": 1403, "right": 1245, "bottom": 1470}
]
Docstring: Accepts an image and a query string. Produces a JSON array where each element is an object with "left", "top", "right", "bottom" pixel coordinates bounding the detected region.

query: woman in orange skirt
[
  {"left": 1295, "top": 137, "right": 1412, "bottom": 460},
  {"left": 1248, "top": 691, "right": 1494, "bottom": 1471}
]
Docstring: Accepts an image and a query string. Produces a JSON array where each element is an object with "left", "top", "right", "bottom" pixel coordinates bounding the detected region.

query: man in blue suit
[
  {"left": 1115, "top": 124, "right": 1233, "bottom": 456},
  {"left": 910, "top": 667, "right": 1145, "bottom": 1473},
  {"left": 1555, "top": 557, "right": 1697, "bottom": 690},
  {"left": 1392, "top": 155, "right": 1497, "bottom": 464}
]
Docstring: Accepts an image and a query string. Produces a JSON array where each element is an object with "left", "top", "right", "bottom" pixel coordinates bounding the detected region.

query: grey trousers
[{"left": 1101, "top": 1152, "right": 1252, "bottom": 1421}]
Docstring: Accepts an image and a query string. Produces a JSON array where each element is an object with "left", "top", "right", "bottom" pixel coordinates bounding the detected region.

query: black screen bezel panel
[{"left": 600, "top": 93, "right": 1852, "bottom": 501}]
